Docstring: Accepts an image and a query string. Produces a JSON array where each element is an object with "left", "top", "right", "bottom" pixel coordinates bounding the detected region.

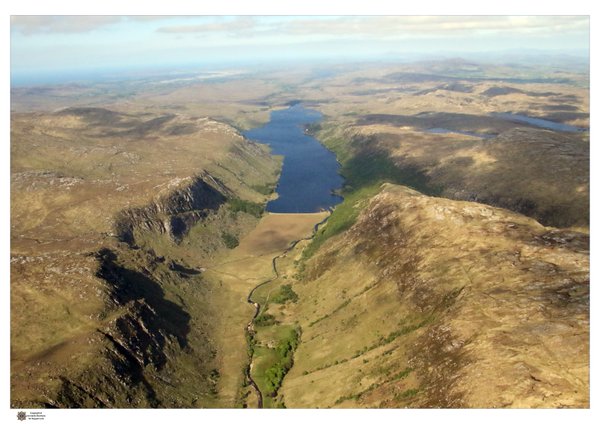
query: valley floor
[{"left": 201, "top": 212, "right": 328, "bottom": 407}]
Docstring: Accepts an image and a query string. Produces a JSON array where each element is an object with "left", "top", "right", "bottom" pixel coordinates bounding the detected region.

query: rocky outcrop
[
  {"left": 114, "top": 172, "right": 231, "bottom": 245},
  {"left": 97, "top": 248, "right": 190, "bottom": 366},
  {"left": 49, "top": 247, "right": 195, "bottom": 408},
  {"left": 63, "top": 172, "right": 239, "bottom": 407},
  {"left": 10, "top": 105, "right": 280, "bottom": 408}
]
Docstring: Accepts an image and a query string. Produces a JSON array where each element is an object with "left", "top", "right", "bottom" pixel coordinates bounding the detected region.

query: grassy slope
[
  {"left": 302, "top": 122, "right": 443, "bottom": 260},
  {"left": 10, "top": 107, "right": 281, "bottom": 407},
  {"left": 11, "top": 61, "right": 590, "bottom": 408},
  {"left": 279, "top": 184, "right": 589, "bottom": 408},
  {"left": 275, "top": 68, "right": 588, "bottom": 406},
  {"left": 312, "top": 119, "right": 589, "bottom": 229}
]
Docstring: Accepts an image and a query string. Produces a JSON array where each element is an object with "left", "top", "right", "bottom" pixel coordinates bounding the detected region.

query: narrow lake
[
  {"left": 244, "top": 105, "right": 344, "bottom": 213},
  {"left": 493, "top": 113, "right": 587, "bottom": 133}
]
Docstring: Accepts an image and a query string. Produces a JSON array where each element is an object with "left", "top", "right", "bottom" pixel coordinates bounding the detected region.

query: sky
[{"left": 9, "top": 15, "right": 591, "bottom": 85}]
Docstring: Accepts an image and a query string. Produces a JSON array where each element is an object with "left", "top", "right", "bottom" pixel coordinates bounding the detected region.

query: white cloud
[
  {"left": 12, "top": 15, "right": 589, "bottom": 39},
  {"left": 151, "top": 15, "right": 589, "bottom": 44},
  {"left": 157, "top": 16, "right": 257, "bottom": 35},
  {"left": 11, "top": 16, "right": 123, "bottom": 34},
  {"left": 10, "top": 15, "right": 182, "bottom": 35},
  {"left": 277, "top": 16, "right": 589, "bottom": 39}
]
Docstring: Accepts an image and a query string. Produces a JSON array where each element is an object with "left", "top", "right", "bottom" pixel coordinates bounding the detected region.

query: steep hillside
[
  {"left": 10, "top": 107, "right": 280, "bottom": 407},
  {"left": 311, "top": 120, "right": 588, "bottom": 229},
  {"left": 10, "top": 61, "right": 590, "bottom": 409},
  {"left": 274, "top": 184, "right": 588, "bottom": 407}
]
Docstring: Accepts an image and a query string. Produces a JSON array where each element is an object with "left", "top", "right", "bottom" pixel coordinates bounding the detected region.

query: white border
[
  {"left": 3, "top": 0, "right": 596, "bottom": 15},
  {"left": 2, "top": 1, "right": 596, "bottom": 423}
]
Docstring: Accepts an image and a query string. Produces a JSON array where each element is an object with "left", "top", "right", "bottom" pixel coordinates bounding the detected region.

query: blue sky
[{"left": 10, "top": 16, "right": 590, "bottom": 84}]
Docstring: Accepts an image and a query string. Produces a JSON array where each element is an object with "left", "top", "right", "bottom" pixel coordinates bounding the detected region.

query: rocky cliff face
[
  {"left": 45, "top": 174, "right": 252, "bottom": 407},
  {"left": 11, "top": 106, "right": 280, "bottom": 408},
  {"left": 114, "top": 173, "right": 231, "bottom": 245},
  {"left": 51, "top": 247, "right": 205, "bottom": 407},
  {"left": 47, "top": 166, "right": 268, "bottom": 407}
]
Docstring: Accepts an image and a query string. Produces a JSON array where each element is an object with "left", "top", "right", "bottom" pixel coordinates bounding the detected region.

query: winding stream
[
  {"left": 244, "top": 215, "right": 330, "bottom": 408},
  {"left": 242, "top": 104, "right": 349, "bottom": 406}
]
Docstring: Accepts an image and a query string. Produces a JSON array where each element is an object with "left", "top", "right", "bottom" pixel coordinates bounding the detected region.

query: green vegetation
[
  {"left": 319, "top": 129, "right": 441, "bottom": 196},
  {"left": 342, "top": 151, "right": 441, "bottom": 196},
  {"left": 251, "top": 325, "right": 301, "bottom": 407},
  {"left": 396, "top": 388, "right": 420, "bottom": 400},
  {"left": 303, "top": 185, "right": 381, "bottom": 259},
  {"left": 305, "top": 123, "right": 322, "bottom": 136},
  {"left": 245, "top": 328, "right": 257, "bottom": 358},
  {"left": 307, "top": 356, "right": 351, "bottom": 374},
  {"left": 262, "top": 327, "right": 301, "bottom": 396},
  {"left": 316, "top": 134, "right": 354, "bottom": 164},
  {"left": 228, "top": 198, "right": 264, "bottom": 218},
  {"left": 334, "top": 368, "right": 415, "bottom": 405},
  {"left": 352, "top": 316, "right": 435, "bottom": 359},
  {"left": 304, "top": 316, "right": 435, "bottom": 376},
  {"left": 334, "top": 393, "right": 361, "bottom": 404},
  {"left": 302, "top": 127, "right": 443, "bottom": 260},
  {"left": 270, "top": 284, "right": 298, "bottom": 304},
  {"left": 390, "top": 368, "right": 413, "bottom": 381},
  {"left": 254, "top": 313, "right": 278, "bottom": 327},
  {"left": 251, "top": 184, "right": 275, "bottom": 195},
  {"left": 309, "top": 299, "right": 351, "bottom": 327},
  {"left": 221, "top": 232, "right": 239, "bottom": 249}
]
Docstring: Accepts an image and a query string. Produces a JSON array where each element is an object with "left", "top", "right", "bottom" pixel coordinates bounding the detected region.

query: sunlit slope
[
  {"left": 10, "top": 107, "right": 280, "bottom": 407},
  {"left": 280, "top": 184, "right": 588, "bottom": 408},
  {"left": 312, "top": 120, "right": 588, "bottom": 229}
]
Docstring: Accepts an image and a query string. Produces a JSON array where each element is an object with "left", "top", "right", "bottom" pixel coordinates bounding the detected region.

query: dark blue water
[
  {"left": 425, "top": 128, "right": 495, "bottom": 139},
  {"left": 493, "top": 113, "right": 587, "bottom": 133},
  {"left": 244, "top": 105, "right": 344, "bottom": 213}
]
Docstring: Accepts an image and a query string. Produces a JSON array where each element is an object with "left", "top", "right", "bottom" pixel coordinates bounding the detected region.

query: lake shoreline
[{"left": 243, "top": 104, "right": 344, "bottom": 213}]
